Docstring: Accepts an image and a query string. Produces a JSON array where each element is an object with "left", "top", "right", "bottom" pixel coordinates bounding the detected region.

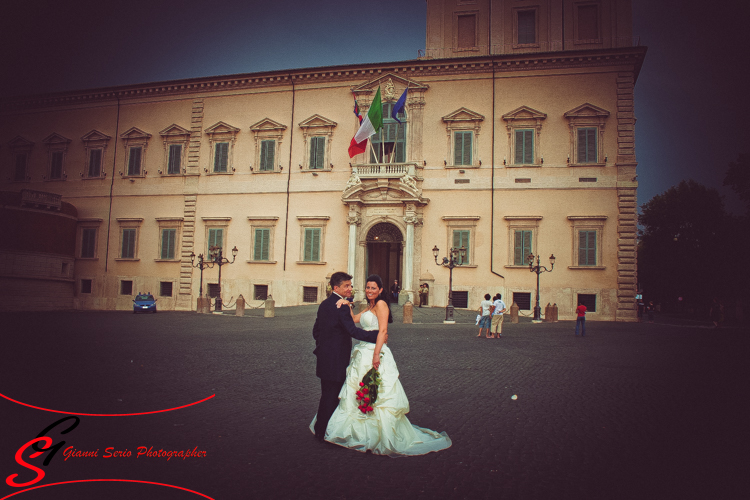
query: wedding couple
[{"left": 310, "top": 272, "right": 451, "bottom": 457}]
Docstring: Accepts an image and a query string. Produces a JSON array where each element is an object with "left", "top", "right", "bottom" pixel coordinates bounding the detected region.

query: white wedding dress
[{"left": 310, "top": 310, "right": 452, "bottom": 457}]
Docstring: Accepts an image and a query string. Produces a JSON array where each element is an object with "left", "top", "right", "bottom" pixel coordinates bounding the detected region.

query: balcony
[{"left": 351, "top": 162, "right": 421, "bottom": 179}]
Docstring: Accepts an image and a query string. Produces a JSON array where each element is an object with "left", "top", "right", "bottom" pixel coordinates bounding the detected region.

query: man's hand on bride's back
[{"left": 335, "top": 298, "right": 351, "bottom": 309}]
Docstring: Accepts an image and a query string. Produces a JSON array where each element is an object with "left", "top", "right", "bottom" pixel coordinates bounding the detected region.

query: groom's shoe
[{"left": 314, "top": 432, "right": 325, "bottom": 442}]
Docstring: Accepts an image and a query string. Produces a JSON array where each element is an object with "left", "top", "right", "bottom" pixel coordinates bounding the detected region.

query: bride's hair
[{"left": 366, "top": 274, "right": 394, "bottom": 324}]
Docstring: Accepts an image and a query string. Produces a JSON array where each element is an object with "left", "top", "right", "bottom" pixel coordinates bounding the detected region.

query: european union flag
[{"left": 391, "top": 88, "right": 407, "bottom": 123}]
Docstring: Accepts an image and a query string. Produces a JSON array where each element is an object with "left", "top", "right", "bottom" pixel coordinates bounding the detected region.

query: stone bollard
[
  {"left": 510, "top": 302, "right": 519, "bottom": 323},
  {"left": 552, "top": 303, "right": 559, "bottom": 322},
  {"left": 197, "top": 296, "right": 211, "bottom": 314},
  {"left": 264, "top": 295, "right": 275, "bottom": 318},
  {"left": 398, "top": 290, "right": 408, "bottom": 306},
  {"left": 544, "top": 303, "right": 552, "bottom": 322},
  {"left": 403, "top": 301, "right": 413, "bottom": 324},
  {"left": 235, "top": 294, "right": 245, "bottom": 317}
]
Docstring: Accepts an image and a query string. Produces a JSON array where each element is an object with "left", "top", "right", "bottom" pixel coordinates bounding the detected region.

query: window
[
  {"left": 202, "top": 217, "right": 231, "bottom": 259},
  {"left": 160, "top": 281, "right": 173, "bottom": 297},
  {"left": 517, "top": 10, "right": 536, "bottom": 45},
  {"left": 578, "top": 230, "right": 597, "bottom": 266},
  {"left": 309, "top": 137, "right": 326, "bottom": 169},
  {"left": 303, "top": 228, "right": 321, "bottom": 262},
  {"left": 513, "top": 292, "right": 531, "bottom": 310},
  {"left": 514, "top": 230, "right": 533, "bottom": 265},
  {"left": 49, "top": 151, "right": 64, "bottom": 180},
  {"left": 214, "top": 142, "right": 229, "bottom": 172},
  {"left": 254, "top": 284, "right": 269, "bottom": 300},
  {"left": 161, "top": 228, "right": 176, "bottom": 260},
  {"left": 453, "top": 230, "right": 470, "bottom": 265},
  {"left": 81, "top": 228, "right": 97, "bottom": 258},
  {"left": 259, "top": 140, "right": 275, "bottom": 171},
  {"left": 577, "top": 127, "right": 597, "bottom": 163},
  {"left": 452, "top": 291, "right": 469, "bottom": 308},
  {"left": 370, "top": 102, "right": 406, "bottom": 163},
  {"left": 576, "top": 4, "right": 599, "bottom": 41},
  {"left": 167, "top": 144, "right": 182, "bottom": 174},
  {"left": 43, "top": 133, "right": 71, "bottom": 181},
  {"left": 80, "top": 279, "right": 92, "bottom": 294},
  {"left": 578, "top": 293, "right": 597, "bottom": 313},
  {"left": 120, "top": 280, "right": 133, "bottom": 295},
  {"left": 208, "top": 283, "right": 220, "bottom": 298},
  {"left": 454, "top": 131, "right": 472, "bottom": 166},
  {"left": 254, "top": 228, "right": 270, "bottom": 261},
  {"left": 127, "top": 146, "right": 142, "bottom": 176},
  {"left": 82, "top": 130, "right": 111, "bottom": 178},
  {"left": 442, "top": 108, "right": 484, "bottom": 168},
  {"left": 121, "top": 229, "right": 137, "bottom": 259},
  {"left": 514, "top": 129, "right": 534, "bottom": 165},
  {"left": 457, "top": 14, "right": 476, "bottom": 49},
  {"left": 303, "top": 287, "right": 318, "bottom": 303},
  {"left": 88, "top": 149, "right": 102, "bottom": 177},
  {"left": 208, "top": 228, "right": 224, "bottom": 252},
  {"left": 14, "top": 153, "right": 28, "bottom": 181}
]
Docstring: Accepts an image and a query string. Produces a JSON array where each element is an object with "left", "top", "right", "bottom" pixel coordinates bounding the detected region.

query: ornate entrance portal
[{"left": 366, "top": 223, "right": 402, "bottom": 292}]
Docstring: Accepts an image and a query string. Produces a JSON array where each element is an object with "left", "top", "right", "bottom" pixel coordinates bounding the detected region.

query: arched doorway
[{"left": 366, "top": 222, "right": 402, "bottom": 293}]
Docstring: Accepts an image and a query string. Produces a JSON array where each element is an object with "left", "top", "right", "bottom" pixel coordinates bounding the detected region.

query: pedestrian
[
  {"left": 575, "top": 301, "right": 587, "bottom": 336},
  {"left": 390, "top": 280, "right": 400, "bottom": 302},
  {"left": 489, "top": 293, "right": 507, "bottom": 338},
  {"left": 419, "top": 283, "right": 429, "bottom": 308},
  {"left": 477, "top": 293, "right": 493, "bottom": 338},
  {"left": 637, "top": 299, "right": 644, "bottom": 322}
]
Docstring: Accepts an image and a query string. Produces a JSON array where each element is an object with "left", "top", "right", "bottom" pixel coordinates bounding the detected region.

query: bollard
[
  {"left": 552, "top": 303, "right": 559, "bottom": 322},
  {"left": 197, "top": 296, "right": 211, "bottom": 314},
  {"left": 236, "top": 294, "right": 245, "bottom": 317},
  {"left": 510, "top": 302, "right": 519, "bottom": 323},
  {"left": 264, "top": 295, "right": 275, "bottom": 318},
  {"left": 403, "top": 301, "right": 413, "bottom": 324},
  {"left": 398, "top": 290, "right": 408, "bottom": 306},
  {"left": 544, "top": 303, "right": 552, "bottom": 322}
]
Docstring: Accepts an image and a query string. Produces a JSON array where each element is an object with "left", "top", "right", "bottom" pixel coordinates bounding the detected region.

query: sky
[{"left": 2, "top": 0, "right": 748, "bottom": 214}]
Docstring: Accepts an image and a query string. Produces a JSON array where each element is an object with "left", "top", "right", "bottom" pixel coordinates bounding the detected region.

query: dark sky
[{"left": 2, "top": 0, "right": 748, "bottom": 213}]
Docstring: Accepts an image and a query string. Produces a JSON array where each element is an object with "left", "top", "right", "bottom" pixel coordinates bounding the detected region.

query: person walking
[
  {"left": 489, "top": 293, "right": 507, "bottom": 338},
  {"left": 477, "top": 293, "right": 493, "bottom": 338},
  {"left": 575, "top": 301, "right": 587, "bottom": 336}
]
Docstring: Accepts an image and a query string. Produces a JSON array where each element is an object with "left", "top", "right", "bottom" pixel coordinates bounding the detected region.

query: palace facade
[{"left": 0, "top": 0, "right": 645, "bottom": 320}]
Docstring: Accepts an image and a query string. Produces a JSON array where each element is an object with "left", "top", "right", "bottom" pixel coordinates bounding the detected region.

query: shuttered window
[
  {"left": 208, "top": 228, "right": 223, "bottom": 253},
  {"left": 517, "top": 10, "right": 536, "bottom": 44},
  {"left": 81, "top": 228, "right": 96, "bottom": 258},
  {"left": 454, "top": 131, "right": 472, "bottom": 165},
  {"left": 452, "top": 230, "right": 470, "bottom": 265},
  {"left": 161, "top": 228, "right": 176, "bottom": 260},
  {"left": 121, "top": 229, "right": 136, "bottom": 259},
  {"left": 88, "top": 149, "right": 102, "bottom": 177},
  {"left": 14, "top": 153, "right": 27, "bottom": 181},
  {"left": 578, "top": 230, "right": 597, "bottom": 266},
  {"left": 514, "top": 129, "right": 534, "bottom": 164},
  {"left": 167, "top": 144, "right": 181, "bottom": 174},
  {"left": 260, "top": 140, "right": 275, "bottom": 171},
  {"left": 309, "top": 137, "right": 325, "bottom": 169},
  {"left": 577, "top": 127, "right": 597, "bottom": 163},
  {"left": 254, "top": 228, "right": 270, "bottom": 261},
  {"left": 303, "top": 228, "right": 321, "bottom": 262},
  {"left": 50, "top": 151, "right": 64, "bottom": 179},
  {"left": 370, "top": 103, "right": 406, "bottom": 163},
  {"left": 214, "top": 142, "right": 229, "bottom": 172},
  {"left": 514, "top": 230, "right": 532, "bottom": 265},
  {"left": 127, "top": 146, "right": 142, "bottom": 176}
]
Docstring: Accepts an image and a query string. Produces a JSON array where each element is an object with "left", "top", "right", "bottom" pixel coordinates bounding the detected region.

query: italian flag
[{"left": 348, "top": 87, "right": 383, "bottom": 158}]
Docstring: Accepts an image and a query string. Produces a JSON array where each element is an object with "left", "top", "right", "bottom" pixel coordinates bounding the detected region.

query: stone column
[
  {"left": 404, "top": 212, "right": 417, "bottom": 302},
  {"left": 347, "top": 212, "right": 360, "bottom": 277}
]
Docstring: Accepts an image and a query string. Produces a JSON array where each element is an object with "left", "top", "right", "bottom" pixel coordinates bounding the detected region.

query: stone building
[{"left": 0, "top": 0, "right": 645, "bottom": 320}]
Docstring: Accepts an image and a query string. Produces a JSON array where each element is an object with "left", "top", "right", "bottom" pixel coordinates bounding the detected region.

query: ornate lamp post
[
  {"left": 433, "top": 245, "right": 466, "bottom": 324},
  {"left": 527, "top": 253, "right": 555, "bottom": 322},
  {"left": 209, "top": 245, "right": 238, "bottom": 311},
  {"left": 190, "top": 251, "right": 214, "bottom": 312}
]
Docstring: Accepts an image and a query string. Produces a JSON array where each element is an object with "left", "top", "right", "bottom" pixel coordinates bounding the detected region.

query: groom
[{"left": 312, "top": 271, "right": 382, "bottom": 441}]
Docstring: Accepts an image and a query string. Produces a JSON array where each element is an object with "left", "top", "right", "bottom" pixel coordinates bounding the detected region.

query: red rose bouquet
[{"left": 355, "top": 367, "right": 381, "bottom": 414}]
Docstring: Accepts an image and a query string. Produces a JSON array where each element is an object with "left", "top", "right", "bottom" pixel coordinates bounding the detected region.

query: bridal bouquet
[{"left": 356, "top": 367, "right": 381, "bottom": 414}]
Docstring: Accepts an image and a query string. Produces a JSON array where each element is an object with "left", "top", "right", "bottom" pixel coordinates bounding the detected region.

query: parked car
[{"left": 133, "top": 293, "right": 157, "bottom": 313}]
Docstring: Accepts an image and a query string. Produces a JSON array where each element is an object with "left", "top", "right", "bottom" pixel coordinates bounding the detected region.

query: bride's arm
[
  {"left": 336, "top": 298, "right": 363, "bottom": 323},
  {"left": 372, "top": 300, "right": 389, "bottom": 370}
]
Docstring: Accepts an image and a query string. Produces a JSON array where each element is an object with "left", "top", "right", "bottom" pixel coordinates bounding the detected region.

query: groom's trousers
[{"left": 315, "top": 379, "right": 344, "bottom": 439}]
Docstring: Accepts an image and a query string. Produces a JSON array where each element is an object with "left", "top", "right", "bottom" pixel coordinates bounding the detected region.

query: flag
[
  {"left": 348, "top": 87, "right": 383, "bottom": 158},
  {"left": 352, "top": 92, "right": 363, "bottom": 124},
  {"left": 348, "top": 136, "right": 367, "bottom": 158},
  {"left": 391, "top": 88, "right": 408, "bottom": 123}
]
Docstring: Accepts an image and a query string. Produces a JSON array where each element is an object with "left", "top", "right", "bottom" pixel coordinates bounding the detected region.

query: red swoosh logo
[
  {"left": 0, "top": 392, "right": 214, "bottom": 416},
  {"left": 0, "top": 479, "right": 214, "bottom": 499}
]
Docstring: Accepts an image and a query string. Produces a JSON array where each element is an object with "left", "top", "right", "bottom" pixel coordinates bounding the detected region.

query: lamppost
[
  {"left": 527, "top": 253, "right": 555, "bottom": 322},
  {"left": 209, "top": 245, "right": 238, "bottom": 311},
  {"left": 190, "top": 251, "right": 214, "bottom": 313},
  {"left": 433, "top": 245, "right": 466, "bottom": 324}
]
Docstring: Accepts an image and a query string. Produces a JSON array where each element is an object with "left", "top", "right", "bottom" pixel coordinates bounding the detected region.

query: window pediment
[
  {"left": 502, "top": 106, "right": 547, "bottom": 122},
  {"left": 299, "top": 114, "right": 337, "bottom": 131},
  {"left": 159, "top": 124, "right": 191, "bottom": 138},
  {"left": 82, "top": 130, "right": 111, "bottom": 144},
  {"left": 205, "top": 121, "right": 240, "bottom": 137},
  {"left": 564, "top": 103, "right": 610, "bottom": 119},
  {"left": 249, "top": 118, "right": 287, "bottom": 133},
  {"left": 42, "top": 133, "right": 71, "bottom": 147},
  {"left": 8, "top": 136, "right": 34, "bottom": 151},
  {"left": 351, "top": 73, "right": 429, "bottom": 94},
  {"left": 442, "top": 107, "right": 485, "bottom": 125},
  {"left": 119, "top": 127, "right": 151, "bottom": 141}
]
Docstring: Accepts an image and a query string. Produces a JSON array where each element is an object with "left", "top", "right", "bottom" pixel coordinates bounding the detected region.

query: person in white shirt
[{"left": 490, "top": 293, "right": 507, "bottom": 338}]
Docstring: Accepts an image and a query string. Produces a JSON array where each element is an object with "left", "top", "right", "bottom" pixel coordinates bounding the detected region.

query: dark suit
[{"left": 312, "top": 292, "right": 378, "bottom": 439}]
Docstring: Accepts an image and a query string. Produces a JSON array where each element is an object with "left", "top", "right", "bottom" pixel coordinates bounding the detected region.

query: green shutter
[
  {"left": 168, "top": 144, "right": 181, "bottom": 174},
  {"left": 577, "top": 128, "right": 597, "bottom": 163},
  {"left": 81, "top": 228, "right": 96, "bottom": 258},
  {"left": 254, "top": 228, "right": 270, "bottom": 261},
  {"left": 514, "top": 230, "right": 532, "bottom": 265},
  {"left": 161, "top": 229, "right": 176, "bottom": 259},
  {"left": 454, "top": 132, "right": 463, "bottom": 165},
  {"left": 453, "top": 230, "right": 470, "bottom": 265},
  {"left": 122, "top": 229, "right": 136, "bottom": 258},
  {"left": 260, "top": 140, "right": 275, "bottom": 171},
  {"left": 310, "top": 137, "right": 325, "bottom": 169},
  {"left": 214, "top": 143, "right": 228, "bottom": 172},
  {"left": 208, "top": 228, "right": 223, "bottom": 252},
  {"left": 89, "top": 149, "right": 101, "bottom": 177},
  {"left": 579, "top": 230, "right": 597, "bottom": 265},
  {"left": 304, "top": 228, "right": 321, "bottom": 261},
  {"left": 515, "top": 130, "right": 533, "bottom": 164},
  {"left": 128, "top": 147, "right": 141, "bottom": 175},
  {"left": 50, "top": 151, "right": 63, "bottom": 179}
]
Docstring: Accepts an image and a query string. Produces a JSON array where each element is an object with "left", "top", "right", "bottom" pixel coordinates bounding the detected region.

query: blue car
[{"left": 133, "top": 293, "right": 157, "bottom": 313}]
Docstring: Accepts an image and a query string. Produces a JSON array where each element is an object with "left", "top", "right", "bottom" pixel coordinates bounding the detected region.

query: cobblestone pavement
[{"left": 0, "top": 306, "right": 747, "bottom": 500}]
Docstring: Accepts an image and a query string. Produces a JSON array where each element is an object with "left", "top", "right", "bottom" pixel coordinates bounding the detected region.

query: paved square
[{"left": 0, "top": 306, "right": 746, "bottom": 499}]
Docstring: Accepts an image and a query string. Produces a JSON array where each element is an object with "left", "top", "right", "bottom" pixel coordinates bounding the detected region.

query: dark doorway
[{"left": 366, "top": 222, "right": 402, "bottom": 294}]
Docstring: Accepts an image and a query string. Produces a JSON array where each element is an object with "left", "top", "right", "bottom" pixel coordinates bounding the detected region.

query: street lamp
[
  {"left": 527, "top": 253, "right": 555, "bottom": 322},
  {"left": 209, "top": 245, "right": 238, "bottom": 311},
  {"left": 433, "top": 244, "right": 466, "bottom": 324},
  {"left": 189, "top": 251, "right": 214, "bottom": 299}
]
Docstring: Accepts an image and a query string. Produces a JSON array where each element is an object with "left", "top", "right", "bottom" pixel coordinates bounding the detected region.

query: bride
[{"left": 310, "top": 274, "right": 452, "bottom": 456}]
